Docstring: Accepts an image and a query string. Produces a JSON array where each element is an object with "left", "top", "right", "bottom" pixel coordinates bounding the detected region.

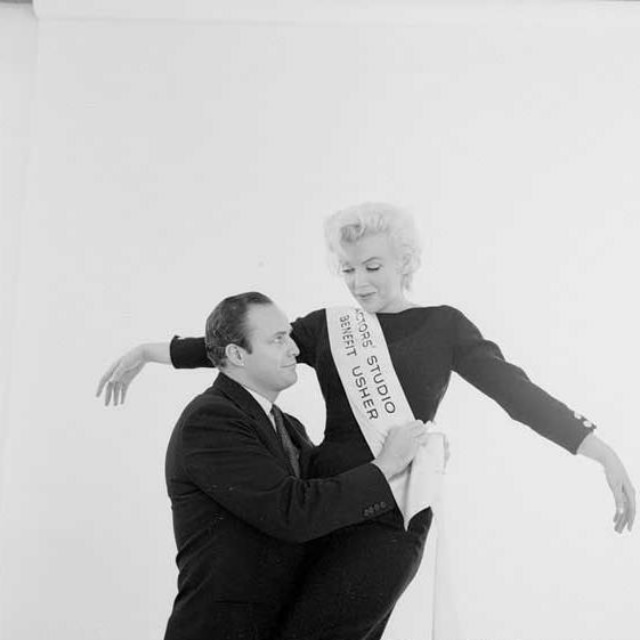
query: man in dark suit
[{"left": 163, "top": 291, "right": 428, "bottom": 640}]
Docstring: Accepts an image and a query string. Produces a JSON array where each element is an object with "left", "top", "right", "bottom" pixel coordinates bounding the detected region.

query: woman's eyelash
[{"left": 341, "top": 266, "right": 380, "bottom": 273}]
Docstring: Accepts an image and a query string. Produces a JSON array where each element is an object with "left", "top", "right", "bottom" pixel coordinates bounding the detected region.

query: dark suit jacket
[{"left": 163, "top": 372, "right": 394, "bottom": 640}]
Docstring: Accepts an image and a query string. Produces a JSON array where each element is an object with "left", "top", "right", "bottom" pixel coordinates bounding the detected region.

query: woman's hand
[
  {"left": 96, "top": 346, "right": 146, "bottom": 406},
  {"left": 577, "top": 433, "right": 636, "bottom": 533},
  {"left": 96, "top": 342, "right": 171, "bottom": 406},
  {"left": 603, "top": 455, "right": 636, "bottom": 534}
]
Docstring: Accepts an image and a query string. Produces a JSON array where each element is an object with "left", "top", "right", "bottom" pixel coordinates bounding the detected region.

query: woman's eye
[
  {"left": 366, "top": 266, "right": 381, "bottom": 272},
  {"left": 341, "top": 267, "right": 355, "bottom": 274}
]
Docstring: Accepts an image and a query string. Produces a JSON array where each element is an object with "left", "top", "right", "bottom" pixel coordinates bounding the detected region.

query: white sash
[{"left": 325, "top": 306, "right": 446, "bottom": 528}]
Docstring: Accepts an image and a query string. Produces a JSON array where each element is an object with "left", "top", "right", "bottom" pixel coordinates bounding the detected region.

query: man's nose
[{"left": 287, "top": 336, "right": 300, "bottom": 357}]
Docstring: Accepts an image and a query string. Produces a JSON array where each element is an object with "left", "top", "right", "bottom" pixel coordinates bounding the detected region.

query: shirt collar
[{"left": 243, "top": 386, "right": 275, "bottom": 425}]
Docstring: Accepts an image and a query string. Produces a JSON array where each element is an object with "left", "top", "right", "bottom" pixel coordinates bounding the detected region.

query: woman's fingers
[
  {"left": 104, "top": 380, "right": 114, "bottom": 406},
  {"left": 613, "top": 484, "right": 626, "bottom": 533},
  {"left": 611, "top": 480, "right": 635, "bottom": 533},
  {"left": 96, "top": 361, "right": 118, "bottom": 397},
  {"left": 623, "top": 481, "right": 636, "bottom": 531},
  {"left": 604, "top": 459, "right": 635, "bottom": 533},
  {"left": 114, "top": 381, "right": 125, "bottom": 406},
  {"left": 99, "top": 358, "right": 143, "bottom": 406},
  {"left": 97, "top": 359, "right": 128, "bottom": 404}
]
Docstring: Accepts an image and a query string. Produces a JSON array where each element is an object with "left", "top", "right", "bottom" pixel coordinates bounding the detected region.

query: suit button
[{"left": 380, "top": 501, "right": 387, "bottom": 508}]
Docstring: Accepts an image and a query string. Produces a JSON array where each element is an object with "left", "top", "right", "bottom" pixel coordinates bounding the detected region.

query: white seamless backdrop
[{"left": 1, "top": 7, "right": 639, "bottom": 640}]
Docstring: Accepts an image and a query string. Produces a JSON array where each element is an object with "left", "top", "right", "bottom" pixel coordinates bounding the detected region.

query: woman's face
[{"left": 337, "top": 233, "right": 409, "bottom": 313}]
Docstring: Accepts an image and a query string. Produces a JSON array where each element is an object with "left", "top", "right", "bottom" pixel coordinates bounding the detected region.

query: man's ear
[{"left": 225, "top": 344, "right": 245, "bottom": 367}]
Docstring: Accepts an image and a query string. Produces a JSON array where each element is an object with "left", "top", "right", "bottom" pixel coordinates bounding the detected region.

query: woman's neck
[{"left": 377, "top": 299, "right": 418, "bottom": 313}]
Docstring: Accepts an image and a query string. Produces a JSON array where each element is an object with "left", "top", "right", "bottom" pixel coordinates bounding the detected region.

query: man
[{"left": 163, "top": 292, "right": 429, "bottom": 640}]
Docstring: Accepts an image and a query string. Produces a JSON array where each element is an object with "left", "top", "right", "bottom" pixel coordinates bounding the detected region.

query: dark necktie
[{"left": 270, "top": 405, "right": 300, "bottom": 478}]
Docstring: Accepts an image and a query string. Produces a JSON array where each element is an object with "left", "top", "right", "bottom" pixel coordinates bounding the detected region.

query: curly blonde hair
[{"left": 324, "top": 202, "right": 422, "bottom": 290}]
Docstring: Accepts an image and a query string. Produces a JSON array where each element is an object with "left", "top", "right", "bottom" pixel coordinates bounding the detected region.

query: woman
[{"left": 98, "top": 203, "right": 635, "bottom": 639}]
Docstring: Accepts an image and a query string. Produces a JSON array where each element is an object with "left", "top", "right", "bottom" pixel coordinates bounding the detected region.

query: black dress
[{"left": 170, "top": 306, "right": 595, "bottom": 640}]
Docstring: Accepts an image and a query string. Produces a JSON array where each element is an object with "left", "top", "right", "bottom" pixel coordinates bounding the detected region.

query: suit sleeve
[
  {"left": 181, "top": 402, "right": 395, "bottom": 543},
  {"left": 449, "top": 307, "right": 595, "bottom": 454}
]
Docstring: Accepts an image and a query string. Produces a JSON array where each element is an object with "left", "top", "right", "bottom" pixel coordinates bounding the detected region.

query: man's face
[{"left": 241, "top": 303, "right": 299, "bottom": 400}]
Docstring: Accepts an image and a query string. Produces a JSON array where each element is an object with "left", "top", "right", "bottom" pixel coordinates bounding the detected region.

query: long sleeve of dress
[
  {"left": 170, "top": 336, "right": 211, "bottom": 368},
  {"left": 450, "top": 307, "right": 595, "bottom": 454},
  {"left": 169, "top": 311, "right": 322, "bottom": 369}
]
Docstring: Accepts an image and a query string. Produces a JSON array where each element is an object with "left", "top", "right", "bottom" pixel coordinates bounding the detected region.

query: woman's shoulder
[
  {"left": 289, "top": 309, "right": 328, "bottom": 358},
  {"left": 292, "top": 305, "right": 463, "bottom": 320},
  {"left": 415, "top": 304, "right": 469, "bottom": 321},
  {"left": 291, "top": 308, "right": 327, "bottom": 331},
  {"left": 383, "top": 304, "right": 462, "bottom": 322},
  {"left": 291, "top": 305, "right": 467, "bottom": 329}
]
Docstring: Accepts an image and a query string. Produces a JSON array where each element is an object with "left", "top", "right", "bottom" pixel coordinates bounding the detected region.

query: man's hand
[{"left": 373, "top": 420, "right": 431, "bottom": 480}]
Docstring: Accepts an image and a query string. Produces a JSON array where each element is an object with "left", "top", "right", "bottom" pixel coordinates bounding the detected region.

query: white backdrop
[
  {"left": 0, "top": 4, "right": 37, "bottom": 509},
  {"left": 1, "top": 5, "right": 639, "bottom": 640}
]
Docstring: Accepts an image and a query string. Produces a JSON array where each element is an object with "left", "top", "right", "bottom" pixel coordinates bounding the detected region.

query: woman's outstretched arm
[
  {"left": 450, "top": 306, "right": 635, "bottom": 534},
  {"left": 96, "top": 342, "right": 172, "bottom": 406},
  {"left": 96, "top": 312, "right": 321, "bottom": 406}
]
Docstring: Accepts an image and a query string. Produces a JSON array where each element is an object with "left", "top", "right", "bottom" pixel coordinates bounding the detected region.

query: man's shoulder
[{"left": 176, "top": 387, "right": 248, "bottom": 429}]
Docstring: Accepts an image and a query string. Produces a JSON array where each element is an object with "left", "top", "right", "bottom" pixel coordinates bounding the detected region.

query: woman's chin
[{"left": 358, "top": 297, "right": 382, "bottom": 313}]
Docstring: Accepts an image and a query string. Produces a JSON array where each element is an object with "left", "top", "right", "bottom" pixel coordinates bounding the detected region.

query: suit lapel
[{"left": 209, "top": 373, "right": 288, "bottom": 464}]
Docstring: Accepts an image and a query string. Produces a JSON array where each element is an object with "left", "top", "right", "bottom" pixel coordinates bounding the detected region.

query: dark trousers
[{"left": 274, "top": 509, "right": 432, "bottom": 640}]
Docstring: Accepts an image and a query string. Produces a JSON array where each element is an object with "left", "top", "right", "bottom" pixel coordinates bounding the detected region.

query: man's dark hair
[{"left": 205, "top": 292, "right": 273, "bottom": 367}]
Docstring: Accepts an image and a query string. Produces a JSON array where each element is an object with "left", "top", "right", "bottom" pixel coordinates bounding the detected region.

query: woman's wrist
[
  {"left": 577, "top": 433, "right": 617, "bottom": 467},
  {"left": 140, "top": 342, "right": 172, "bottom": 365}
]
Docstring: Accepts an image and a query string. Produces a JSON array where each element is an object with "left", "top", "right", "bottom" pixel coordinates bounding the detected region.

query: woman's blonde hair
[{"left": 324, "top": 202, "right": 422, "bottom": 289}]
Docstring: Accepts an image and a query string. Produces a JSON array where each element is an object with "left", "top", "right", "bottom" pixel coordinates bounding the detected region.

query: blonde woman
[{"left": 98, "top": 203, "right": 635, "bottom": 640}]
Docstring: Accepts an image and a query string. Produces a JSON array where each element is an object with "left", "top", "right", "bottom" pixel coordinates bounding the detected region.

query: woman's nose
[{"left": 353, "top": 269, "right": 368, "bottom": 290}]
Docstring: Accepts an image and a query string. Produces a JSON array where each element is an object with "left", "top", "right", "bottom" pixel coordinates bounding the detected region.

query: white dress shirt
[{"left": 243, "top": 386, "right": 277, "bottom": 431}]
